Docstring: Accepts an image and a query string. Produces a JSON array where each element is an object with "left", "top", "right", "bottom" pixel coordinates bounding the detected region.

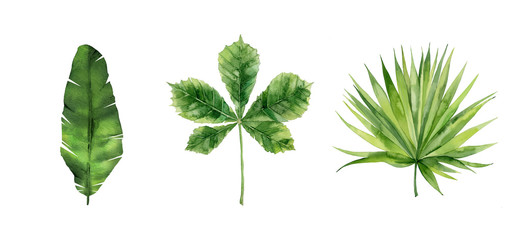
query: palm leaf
[
  {"left": 61, "top": 45, "right": 123, "bottom": 205},
  {"left": 336, "top": 152, "right": 415, "bottom": 172},
  {"left": 337, "top": 46, "right": 495, "bottom": 196}
]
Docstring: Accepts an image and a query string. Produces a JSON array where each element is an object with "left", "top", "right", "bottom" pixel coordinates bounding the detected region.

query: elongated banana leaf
[{"left": 61, "top": 45, "right": 123, "bottom": 205}]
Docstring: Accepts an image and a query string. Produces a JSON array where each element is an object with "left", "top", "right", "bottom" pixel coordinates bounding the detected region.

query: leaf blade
[
  {"left": 186, "top": 124, "right": 237, "bottom": 154},
  {"left": 242, "top": 121, "right": 294, "bottom": 153},
  {"left": 418, "top": 162, "right": 443, "bottom": 195},
  {"left": 337, "top": 152, "right": 415, "bottom": 172},
  {"left": 243, "top": 73, "right": 312, "bottom": 122},
  {"left": 443, "top": 143, "right": 496, "bottom": 158},
  {"left": 61, "top": 45, "right": 123, "bottom": 203},
  {"left": 218, "top": 36, "right": 260, "bottom": 116},
  {"left": 169, "top": 78, "right": 237, "bottom": 123}
]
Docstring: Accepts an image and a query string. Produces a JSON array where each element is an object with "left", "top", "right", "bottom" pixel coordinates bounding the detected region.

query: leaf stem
[
  {"left": 413, "top": 163, "right": 418, "bottom": 197},
  {"left": 238, "top": 124, "right": 245, "bottom": 205},
  {"left": 87, "top": 195, "right": 90, "bottom": 205}
]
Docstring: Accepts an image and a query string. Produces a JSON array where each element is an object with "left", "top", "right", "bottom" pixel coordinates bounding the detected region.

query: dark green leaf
[
  {"left": 242, "top": 121, "right": 294, "bottom": 153},
  {"left": 61, "top": 45, "right": 123, "bottom": 204},
  {"left": 186, "top": 124, "right": 237, "bottom": 154},
  {"left": 243, "top": 73, "right": 312, "bottom": 122},
  {"left": 169, "top": 78, "right": 237, "bottom": 123},
  {"left": 170, "top": 37, "right": 311, "bottom": 205},
  {"left": 218, "top": 36, "right": 260, "bottom": 116}
]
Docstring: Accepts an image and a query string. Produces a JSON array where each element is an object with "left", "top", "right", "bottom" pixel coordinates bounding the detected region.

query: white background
[{"left": 0, "top": 0, "right": 508, "bottom": 239}]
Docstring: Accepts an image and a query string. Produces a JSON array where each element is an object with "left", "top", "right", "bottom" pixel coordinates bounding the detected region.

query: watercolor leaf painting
[
  {"left": 61, "top": 45, "right": 123, "bottom": 205},
  {"left": 336, "top": 46, "right": 495, "bottom": 196},
  {"left": 169, "top": 36, "right": 312, "bottom": 205}
]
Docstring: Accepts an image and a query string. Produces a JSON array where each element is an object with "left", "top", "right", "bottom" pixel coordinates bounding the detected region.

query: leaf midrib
[
  {"left": 174, "top": 87, "right": 237, "bottom": 121},
  {"left": 188, "top": 124, "right": 237, "bottom": 148},
  {"left": 86, "top": 52, "right": 94, "bottom": 198},
  {"left": 242, "top": 123, "right": 286, "bottom": 150},
  {"left": 244, "top": 83, "right": 310, "bottom": 120}
]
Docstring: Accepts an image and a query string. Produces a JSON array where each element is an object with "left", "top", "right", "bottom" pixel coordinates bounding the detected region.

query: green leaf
[
  {"left": 408, "top": 49, "right": 421, "bottom": 129},
  {"left": 459, "top": 160, "right": 492, "bottom": 168},
  {"left": 61, "top": 45, "right": 123, "bottom": 205},
  {"left": 423, "top": 94, "right": 494, "bottom": 155},
  {"left": 169, "top": 78, "right": 237, "bottom": 123},
  {"left": 443, "top": 143, "right": 496, "bottom": 158},
  {"left": 420, "top": 158, "right": 457, "bottom": 180},
  {"left": 381, "top": 57, "right": 413, "bottom": 146},
  {"left": 169, "top": 37, "right": 311, "bottom": 205},
  {"left": 394, "top": 50, "right": 417, "bottom": 145},
  {"left": 218, "top": 36, "right": 260, "bottom": 116},
  {"left": 336, "top": 112, "right": 404, "bottom": 154},
  {"left": 435, "top": 156, "right": 474, "bottom": 173},
  {"left": 242, "top": 121, "right": 295, "bottom": 153},
  {"left": 350, "top": 78, "right": 414, "bottom": 156},
  {"left": 186, "top": 124, "right": 237, "bottom": 154},
  {"left": 419, "top": 48, "right": 451, "bottom": 146},
  {"left": 243, "top": 73, "right": 312, "bottom": 122},
  {"left": 337, "top": 46, "right": 495, "bottom": 197},
  {"left": 337, "top": 152, "right": 415, "bottom": 172},
  {"left": 427, "top": 75, "right": 478, "bottom": 139},
  {"left": 342, "top": 103, "right": 407, "bottom": 155},
  {"left": 418, "top": 162, "right": 443, "bottom": 195},
  {"left": 432, "top": 63, "right": 466, "bottom": 128},
  {"left": 428, "top": 118, "right": 496, "bottom": 157}
]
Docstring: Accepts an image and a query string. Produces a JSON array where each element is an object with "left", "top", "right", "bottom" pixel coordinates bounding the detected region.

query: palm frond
[{"left": 336, "top": 46, "right": 495, "bottom": 196}]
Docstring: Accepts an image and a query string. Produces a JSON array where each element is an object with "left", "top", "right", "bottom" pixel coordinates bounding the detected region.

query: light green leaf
[
  {"left": 242, "top": 121, "right": 294, "bottom": 153},
  {"left": 408, "top": 49, "right": 421, "bottom": 129},
  {"left": 352, "top": 84, "right": 414, "bottom": 156},
  {"left": 443, "top": 143, "right": 496, "bottom": 158},
  {"left": 420, "top": 158, "right": 457, "bottom": 180},
  {"left": 342, "top": 103, "right": 406, "bottom": 155},
  {"left": 432, "top": 63, "right": 466, "bottom": 128},
  {"left": 336, "top": 112, "right": 405, "bottom": 154},
  {"left": 334, "top": 147, "right": 378, "bottom": 157},
  {"left": 423, "top": 94, "right": 494, "bottom": 155},
  {"left": 428, "top": 75, "right": 478, "bottom": 139},
  {"left": 418, "top": 162, "right": 443, "bottom": 195},
  {"left": 459, "top": 160, "right": 492, "bottom": 168},
  {"left": 428, "top": 118, "right": 496, "bottom": 157},
  {"left": 243, "top": 73, "right": 312, "bottom": 122},
  {"left": 218, "top": 36, "right": 260, "bottom": 116},
  {"left": 435, "top": 156, "right": 474, "bottom": 173},
  {"left": 337, "top": 152, "right": 415, "bottom": 172},
  {"left": 186, "top": 124, "right": 237, "bottom": 154},
  {"left": 337, "top": 46, "right": 495, "bottom": 196},
  {"left": 394, "top": 49, "right": 417, "bottom": 145},
  {"left": 169, "top": 78, "right": 237, "bottom": 123},
  {"left": 381, "top": 58, "right": 413, "bottom": 145},
  {"left": 420, "top": 48, "right": 452, "bottom": 145},
  {"left": 61, "top": 45, "right": 123, "bottom": 205}
]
